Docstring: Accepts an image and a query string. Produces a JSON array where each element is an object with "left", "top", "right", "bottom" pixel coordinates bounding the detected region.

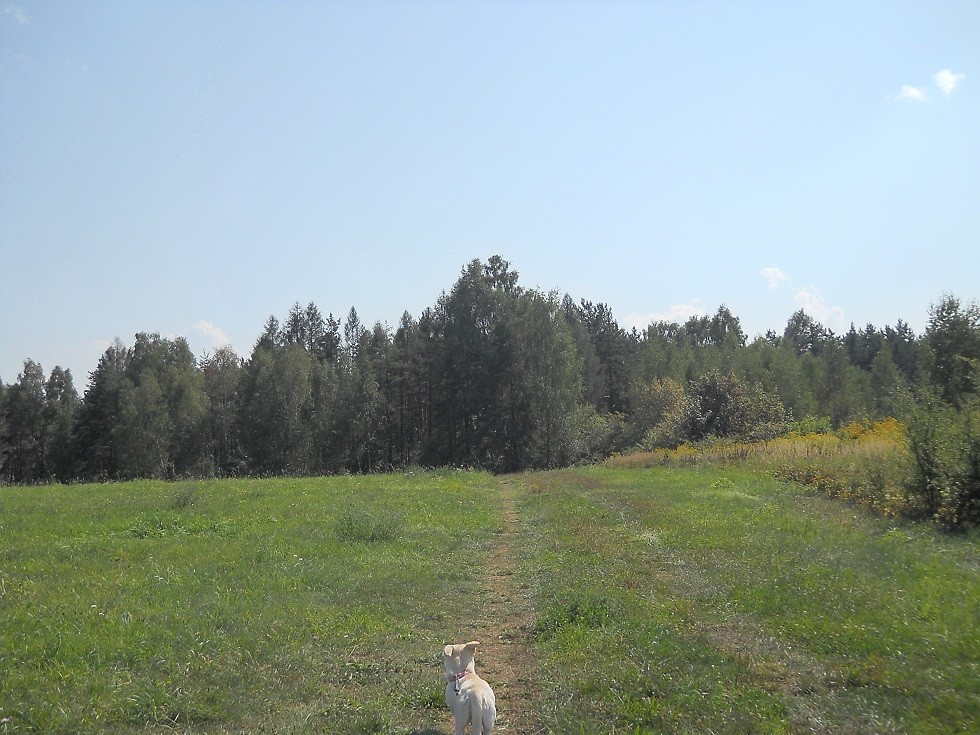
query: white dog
[{"left": 443, "top": 641, "right": 496, "bottom": 735}]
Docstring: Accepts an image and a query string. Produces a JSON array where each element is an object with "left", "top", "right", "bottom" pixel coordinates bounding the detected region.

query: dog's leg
[
  {"left": 483, "top": 704, "right": 495, "bottom": 734},
  {"left": 470, "top": 696, "right": 484, "bottom": 735}
]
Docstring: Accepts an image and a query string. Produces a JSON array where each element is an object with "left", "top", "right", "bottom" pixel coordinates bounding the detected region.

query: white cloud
[
  {"left": 626, "top": 299, "right": 706, "bottom": 330},
  {"left": 761, "top": 267, "right": 789, "bottom": 290},
  {"left": 4, "top": 5, "right": 28, "bottom": 23},
  {"left": 896, "top": 84, "right": 927, "bottom": 103},
  {"left": 193, "top": 320, "right": 232, "bottom": 349},
  {"left": 934, "top": 69, "right": 965, "bottom": 95},
  {"left": 894, "top": 70, "right": 965, "bottom": 103},
  {"left": 793, "top": 287, "right": 845, "bottom": 331}
]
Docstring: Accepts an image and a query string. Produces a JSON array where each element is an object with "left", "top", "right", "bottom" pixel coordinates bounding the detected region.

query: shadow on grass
[{"left": 409, "top": 730, "right": 448, "bottom": 735}]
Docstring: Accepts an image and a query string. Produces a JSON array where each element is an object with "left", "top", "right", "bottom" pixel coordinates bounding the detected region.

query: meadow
[
  {"left": 1, "top": 466, "right": 977, "bottom": 734},
  {"left": 0, "top": 472, "right": 504, "bottom": 734}
]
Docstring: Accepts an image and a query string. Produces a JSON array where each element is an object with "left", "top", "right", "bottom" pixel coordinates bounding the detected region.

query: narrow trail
[{"left": 444, "top": 476, "right": 544, "bottom": 734}]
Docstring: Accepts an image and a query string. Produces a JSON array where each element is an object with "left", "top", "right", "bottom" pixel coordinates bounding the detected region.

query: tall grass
[{"left": 607, "top": 419, "right": 914, "bottom": 519}]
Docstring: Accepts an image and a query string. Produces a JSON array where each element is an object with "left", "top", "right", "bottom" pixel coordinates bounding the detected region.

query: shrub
[
  {"left": 630, "top": 377, "right": 686, "bottom": 449},
  {"left": 788, "top": 416, "right": 834, "bottom": 436},
  {"left": 679, "top": 371, "right": 789, "bottom": 443},
  {"left": 906, "top": 394, "right": 980, "bottom": 531}
]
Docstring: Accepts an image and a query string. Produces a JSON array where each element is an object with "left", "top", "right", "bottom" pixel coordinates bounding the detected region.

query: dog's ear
[
  {"left": 443, "top": 644, "right": 454, "bottom": 657},
  {"left": 464, "top": 641, "right": 480, "bottom": 651}
]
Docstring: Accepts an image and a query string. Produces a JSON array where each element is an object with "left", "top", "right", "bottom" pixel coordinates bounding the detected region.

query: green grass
[
  {"left": 0, "top": 471, "right": 502, "bottom": 734},
  {"left": 516, "top": 466, "right": 979, "bottom": 734},
  {"left": 2, "top": 466, "right": 977, "bottom": 734}
]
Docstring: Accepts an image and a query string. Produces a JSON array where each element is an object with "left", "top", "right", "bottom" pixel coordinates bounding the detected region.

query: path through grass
[{"left": 2, "top": 467, "right": 977, "bottom": 734}]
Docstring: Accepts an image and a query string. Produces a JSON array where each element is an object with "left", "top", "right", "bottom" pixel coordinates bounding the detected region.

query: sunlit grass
[
  {"left": 514, "top": 465, "right": 979, "bottom": 734},
  {"left": 0, "top": 471, "right": 501, "bottom": 734},
  {"left": 607, "top": 419, "right": 913, "bottom": 519},
  {"left": 2, "top": 461, "right": 977, "bottom": 734}
]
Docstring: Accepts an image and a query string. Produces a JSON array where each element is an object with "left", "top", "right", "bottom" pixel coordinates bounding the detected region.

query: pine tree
[
  {"left": 74, "top": 339, "right": 129, "bottom": 480},
  {"left": 1, "top": 360, "right": 48, "bottom": 482},
  {"left": 43, "top": 366, "right": 79, "bottom": 481}
]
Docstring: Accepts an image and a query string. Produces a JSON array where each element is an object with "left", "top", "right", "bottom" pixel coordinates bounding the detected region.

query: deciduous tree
[{"left": 202, "top": 346, "right": 243, "bottom": 475}]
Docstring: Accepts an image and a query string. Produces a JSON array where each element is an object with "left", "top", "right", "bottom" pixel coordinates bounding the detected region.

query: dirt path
[{"left": 443, "top": 476, "right": 544, "bottom": 734}]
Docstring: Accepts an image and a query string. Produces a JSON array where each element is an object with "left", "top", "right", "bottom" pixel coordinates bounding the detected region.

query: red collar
[{"left": 452, "top": 669, "right": 473, "bottom": 693}]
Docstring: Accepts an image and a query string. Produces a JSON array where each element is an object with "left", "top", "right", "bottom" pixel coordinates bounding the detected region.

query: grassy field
[
  {"left": 0, "top": 472, "right": 503, "bottom": 734},
  {"left": 516, "top": 467, "right": 978, "bottom": 734},
  {"left": 2, "top": 466, "right": 977, "bottom": 734}
]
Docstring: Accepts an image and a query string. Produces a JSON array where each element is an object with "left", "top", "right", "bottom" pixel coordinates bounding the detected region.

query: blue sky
[{"left": 2, "top": 1, "right": 978, "bottom": 386}]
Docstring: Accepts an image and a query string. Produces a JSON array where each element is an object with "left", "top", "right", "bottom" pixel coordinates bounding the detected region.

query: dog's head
[{"left": 443, "top": 641, "right": 479, "bottom": 682}]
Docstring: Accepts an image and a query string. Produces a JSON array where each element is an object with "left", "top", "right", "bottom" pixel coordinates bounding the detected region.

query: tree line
[{"left": 2, "top": 256, "right": 978, "bottom": 488}]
